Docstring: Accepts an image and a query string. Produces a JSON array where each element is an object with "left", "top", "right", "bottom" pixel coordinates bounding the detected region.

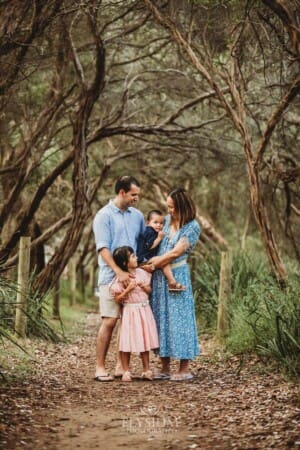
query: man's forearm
[{"left": 99, "top": 248, "right": 122, "bottom": 276}]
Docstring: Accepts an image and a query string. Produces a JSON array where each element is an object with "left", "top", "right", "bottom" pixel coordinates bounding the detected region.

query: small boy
[{"left": 137, "top": 210, "right": 185, "bottom": 292}]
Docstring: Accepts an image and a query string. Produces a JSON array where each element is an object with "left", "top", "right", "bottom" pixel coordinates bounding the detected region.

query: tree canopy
[{"left": 0, "top": 0, "right": 299, "bottom": 291}]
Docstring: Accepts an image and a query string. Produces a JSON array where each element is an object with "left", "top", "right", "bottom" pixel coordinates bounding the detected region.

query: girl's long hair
[
  {"left": 168, "top": 188, "right": 196, "bottom": 227},
  {"left": 112, "top": 246, "right": 134, "bottom": 272}
]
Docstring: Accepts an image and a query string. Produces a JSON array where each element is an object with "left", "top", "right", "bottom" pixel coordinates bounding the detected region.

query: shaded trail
[{"left": 1, "top": 313, "right": 299, "bottom": 450}]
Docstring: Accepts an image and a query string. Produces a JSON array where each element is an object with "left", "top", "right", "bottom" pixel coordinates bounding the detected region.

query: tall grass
[
  {"left": 193, "top": 252, "right": 300, "bottom": 376},
  {"left": 0, "top": 274, "right": 64, "bottom": 344},
  {"left": 228, "top": 272, "right": 300, "bottom": 376},
  {"left": 193, "top": 254, "right": 220, "bottom": 332},
  {"left": 0, "top": 274, "right": 96, "bottom": 380}
]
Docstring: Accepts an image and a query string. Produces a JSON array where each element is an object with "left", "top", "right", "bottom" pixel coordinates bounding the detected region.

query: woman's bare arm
[{"left": 147, "top": 238, "right": 188, "bottom": 269}]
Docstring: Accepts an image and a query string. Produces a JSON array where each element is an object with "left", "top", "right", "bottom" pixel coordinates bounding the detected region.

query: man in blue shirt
[{"left": 93, "top": 175, "right": 145, "bottom": 381}]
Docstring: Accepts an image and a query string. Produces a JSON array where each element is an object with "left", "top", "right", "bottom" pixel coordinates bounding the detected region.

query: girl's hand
[
  {"left": 127, "top": 280, "right": 137, "bottom": 290},
  {"left": 113, "top": 280, "right": 136, "bottom": 303}
]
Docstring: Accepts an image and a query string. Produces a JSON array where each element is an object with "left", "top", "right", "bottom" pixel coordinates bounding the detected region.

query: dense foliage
[
  {"left": 0, "top": 1, "right": 299, "bottom": 374},
  {"left": 1, "top": 1, "right": 299, "bottom": 288},
  {"left": 194, "top": 251, "right": 300, "bottom": 376},
  {"left": 0, "top": 275, "right": 63, "bottom": 345}
]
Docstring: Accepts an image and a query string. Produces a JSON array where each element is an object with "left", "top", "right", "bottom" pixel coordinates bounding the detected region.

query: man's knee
[{"left": 101, "top": 316, "right": 118, "bottom": 331}]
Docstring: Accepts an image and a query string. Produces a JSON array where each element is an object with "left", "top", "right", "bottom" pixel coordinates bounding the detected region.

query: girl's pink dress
[{"left": 110, "top": 268, "right": 159, "bottom": 353}]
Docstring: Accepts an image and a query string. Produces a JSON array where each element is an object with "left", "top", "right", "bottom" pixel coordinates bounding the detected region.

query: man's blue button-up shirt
[{"left": 93, "top": 200, "right": 145, "bottom": 285}]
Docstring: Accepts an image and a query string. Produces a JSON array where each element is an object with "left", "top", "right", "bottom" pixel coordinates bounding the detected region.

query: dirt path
[{"left": 1, "top": 313, "right": 299, "bottom": 450}]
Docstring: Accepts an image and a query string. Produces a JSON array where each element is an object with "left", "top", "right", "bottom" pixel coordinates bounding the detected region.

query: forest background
[{"left": 0, "top": 0, "right": 299, "bottom": 377}]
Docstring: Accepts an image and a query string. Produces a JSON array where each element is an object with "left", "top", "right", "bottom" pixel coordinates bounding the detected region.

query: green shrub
[
  {"left": 193, "top": 254, "right": 220, "bottom": 332},
  {"left": 227, "top": 276, "right": 300, "bottom": 376},
  {"left": 194, "top": 251, "right": 300, "bottom": 376},
  {"left": 0, "top": 275, "right": 63, "bottom": 343},
  {"left": 193, "top": 251, "right": 267, "bottom": 331}
]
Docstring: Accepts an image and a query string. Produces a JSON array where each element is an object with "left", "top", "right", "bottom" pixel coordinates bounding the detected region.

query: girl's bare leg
[
  {"left": 140, "top": 351, "right": 153, "bottom": 380},
  {"left": 140, "top": 351, "right": 150, "bottom": 372},
  {"left": 120, "top": 352, "right": 130, "bottom": 371},
  {"left": 121, "top": 352, "right": 132, "bottom": 381}
]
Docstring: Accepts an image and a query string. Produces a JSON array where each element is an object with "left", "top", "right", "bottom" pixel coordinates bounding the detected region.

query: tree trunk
[
  {"left": 52, "top": 278, "right": 60, "bottom": 319},
  {"left": 79, "top": 263, "right": 85, "bottom": 303},
  {"left": 68, "top": 258, "right": 76, "bottom": 306},
  {"left": 248, "top": 162, "right": 287, "bottom": 283},
  {"left": 144, "top": 0, "right": 295, "bottom": 284},
  {"left": 32, "top": 13, "right": 106, "bottom": 295}
]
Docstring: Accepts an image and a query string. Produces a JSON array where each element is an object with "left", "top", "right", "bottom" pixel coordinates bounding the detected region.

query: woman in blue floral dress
[{"left": 148, "top": 188, "right": 201, "bottom": 381}]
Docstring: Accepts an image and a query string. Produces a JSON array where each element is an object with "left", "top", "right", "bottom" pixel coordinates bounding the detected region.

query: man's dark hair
[
  {"left": 115, "top": 175, "right": 140, "bottom": 194},
  {"left": 146, "top": 209, "right": 163, "bottom": 221}
]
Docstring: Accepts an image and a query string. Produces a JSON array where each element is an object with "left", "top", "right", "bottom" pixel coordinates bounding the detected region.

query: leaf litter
[{"left": 0, "top": 313, "right": 299, "bottom": 449}]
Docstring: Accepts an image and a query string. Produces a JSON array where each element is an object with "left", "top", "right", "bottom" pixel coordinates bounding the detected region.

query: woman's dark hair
[
  {"left": 112, "top": 246, "right": 134, "bottom": 272},
  {"left": 115, "top": 176, "right": 140, "bottom": 194},
  {"left": 168, "top": 187, "right": 196, "bottom": 227}
]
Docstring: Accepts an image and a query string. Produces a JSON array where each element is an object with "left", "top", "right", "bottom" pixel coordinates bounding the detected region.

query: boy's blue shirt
[{"left": 136, "top": 226, "right": 159, "bottom": 263}]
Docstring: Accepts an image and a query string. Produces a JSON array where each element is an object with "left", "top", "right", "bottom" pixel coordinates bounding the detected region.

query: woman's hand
[
  {"left": 148, "top": 239, "right": 188, "bottom": 268},
  {"left": 142, "top": 262, "right": 155, "bottom": 273},
  {"left": 137, "top": 282, "right": 152, "bottom": 294},
  {"left": 147, "top": 256, "right": 162, "bottom": 269}
]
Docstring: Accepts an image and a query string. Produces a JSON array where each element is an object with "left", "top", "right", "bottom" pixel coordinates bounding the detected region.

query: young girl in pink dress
[{"left": 110, "top": 246, "right": 159, "bottom": 382}]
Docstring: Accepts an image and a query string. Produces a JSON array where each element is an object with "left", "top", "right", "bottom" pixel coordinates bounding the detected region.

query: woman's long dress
[{"left": 150, "top": 216, "right": 201, "bottom": 360}]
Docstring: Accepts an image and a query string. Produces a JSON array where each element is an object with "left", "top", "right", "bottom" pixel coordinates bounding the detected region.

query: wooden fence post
[
  {"left": 15, "top": 236, "right": 31, "bottom": 338},
  {"left": 216, "top": 251, "right": 232, "bottom": 343}
]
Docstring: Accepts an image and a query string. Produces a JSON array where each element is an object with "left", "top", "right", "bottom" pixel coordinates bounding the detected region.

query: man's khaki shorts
[{"left": 99, "top": 285, "right": 121, "bottom": 318}]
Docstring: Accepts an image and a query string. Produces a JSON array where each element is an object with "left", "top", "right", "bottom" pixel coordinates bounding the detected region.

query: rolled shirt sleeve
[{"left": 93, "top": 210, "right": 111, "bottom": 253}]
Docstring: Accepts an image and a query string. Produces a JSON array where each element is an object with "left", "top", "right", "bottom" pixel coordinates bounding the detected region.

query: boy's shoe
[{"left": 168, "top": 282, "right": 186, "bottom": 292}]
